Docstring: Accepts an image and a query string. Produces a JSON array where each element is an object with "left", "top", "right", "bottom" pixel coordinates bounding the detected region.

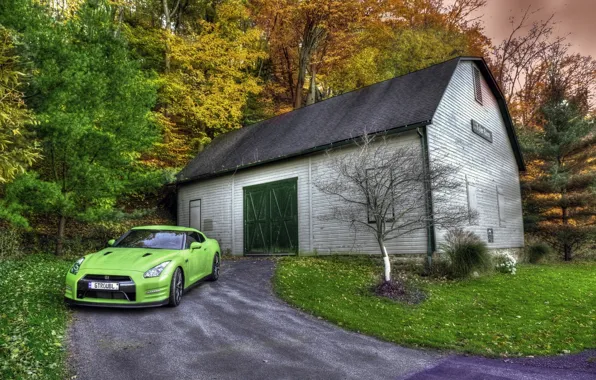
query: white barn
[{"left": 176, "top": 57, "right": 525, "bottom": 256}]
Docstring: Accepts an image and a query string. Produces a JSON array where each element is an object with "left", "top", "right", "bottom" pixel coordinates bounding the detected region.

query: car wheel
[
  {"left": 208, "top": 254, "right": 220, "bottom": 281},
  {"left": 168, "top": 267, "right": 183, "bottom": 307}
]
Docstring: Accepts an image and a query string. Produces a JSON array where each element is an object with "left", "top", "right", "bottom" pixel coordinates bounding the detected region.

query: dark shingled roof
[{"left": 177, "top": 57, "right": 524, "bottom": 183}]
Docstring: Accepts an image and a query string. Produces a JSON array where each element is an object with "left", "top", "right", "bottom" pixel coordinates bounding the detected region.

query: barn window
[
  {"left": 496, "top": 186, "right": 506, "bottom": 227},
  {"left": 466, "top": 176, "right": 478, "bottom": 225},
  {"left": 473, "top": 66, "right": 483, "bottom": 104}
]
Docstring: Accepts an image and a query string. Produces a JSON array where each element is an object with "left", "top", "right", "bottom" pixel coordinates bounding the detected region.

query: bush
[
  {"left": 494, "top": 253, "right": 517, "bottom": 274},
  {"left": 0, "top": 227, "right": 23, "bottom": 259},
  {"left": 440, "top": 228, "right": 491, "bottom": 278},
  {"left": 526, "top": 241, "right": 552, "bottom": 264}
]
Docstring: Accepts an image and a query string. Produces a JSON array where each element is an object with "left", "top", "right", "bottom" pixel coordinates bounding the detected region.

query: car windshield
[{"left": 114, "top": 230, "right": 185, "bottom": 250}]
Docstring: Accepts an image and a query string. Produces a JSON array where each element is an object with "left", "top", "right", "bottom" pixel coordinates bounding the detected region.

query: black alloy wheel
[
  {"left": 168, "top": 268, "right": 183, "bottom": 307},
  {"left": 208, "top": 255, "right": 220, "bottom": 281}
]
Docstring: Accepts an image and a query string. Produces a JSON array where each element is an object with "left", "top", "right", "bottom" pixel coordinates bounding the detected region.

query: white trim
[{"left": 308, "top": 156, "right": 313, "bottom": 251}]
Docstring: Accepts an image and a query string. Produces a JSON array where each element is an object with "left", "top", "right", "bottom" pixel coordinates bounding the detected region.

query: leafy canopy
[{"left": 0, "top": 0, "right": 160, "bottom": 227}]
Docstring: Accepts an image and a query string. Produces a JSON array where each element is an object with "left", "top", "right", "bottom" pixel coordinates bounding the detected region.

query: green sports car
[{"left": 64, "top": 226, "right": 221, "bottom": 308}]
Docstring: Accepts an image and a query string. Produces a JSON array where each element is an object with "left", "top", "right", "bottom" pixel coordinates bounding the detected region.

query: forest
[{"left": 0, "top": 0, "right": 594, "bottom": 259}]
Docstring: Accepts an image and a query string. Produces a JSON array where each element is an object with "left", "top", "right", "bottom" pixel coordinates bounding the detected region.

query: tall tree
[
  {"left": 290, "top": 0, "right": 490, "bottom": 98},
  {"left": 251, "top": 0, "right": 369, "bottom": 109},
  {"left": 521, "top": 67, "right": 596, "bottom": 261},
  {"left": 1, "top": 0, "right": 160, "bottom": 255},
  {"left": 0, "top": 27, "right": 40, "bottom": 184},
  {"left": 123, "top": 0, "right": 266, "bottom": 167}
]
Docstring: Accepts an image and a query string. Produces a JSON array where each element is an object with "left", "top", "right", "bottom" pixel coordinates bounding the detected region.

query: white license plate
[{"left": 89, "top": 282, "right": 120, "bottom": 291}]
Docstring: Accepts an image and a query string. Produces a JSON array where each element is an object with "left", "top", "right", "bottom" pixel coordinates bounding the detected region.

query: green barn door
[{"left": 244, "top": 178, "right": 298, "bottom": 255}]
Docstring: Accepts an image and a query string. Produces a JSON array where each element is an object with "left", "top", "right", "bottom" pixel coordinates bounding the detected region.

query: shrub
[
  {"left": 425, "top": 256, "right": 452, "bottom": 278},
  {"left": 526, "top": 241, "right": 552, "bottom": 264},
  {"left": 494, "top": 253, "right": 517, "bottom": 274},
  {"left": 440, "top": 228, "right": 491, "bottom": 278}
]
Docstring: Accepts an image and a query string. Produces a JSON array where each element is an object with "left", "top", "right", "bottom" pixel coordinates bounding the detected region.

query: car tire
[
  {"left": 168, "top": 267, "right": 183, "bottom": 307},
  {"left": 208, "top": 254, "right": 220, "bottom": 281}
]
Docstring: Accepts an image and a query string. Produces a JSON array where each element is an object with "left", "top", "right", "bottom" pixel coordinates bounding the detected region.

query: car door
[
  {"left": 185, "top": 232, "right": 203, "bottom": 283},
  {"left": 195, "top": 232, "right": 211, "bottom": 277}
]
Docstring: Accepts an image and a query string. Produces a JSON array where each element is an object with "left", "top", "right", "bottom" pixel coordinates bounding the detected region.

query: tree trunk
[
  {"left": 162, "top": 0, "right": 173, "bottom": 74},
  {"left": 56, "top": 215, "right": 66, "bottom": 256},
  {"left": 305, "top": 65, "right": 317, "bottom": 106},
  {"left": 561, "top": 206, "right": 572, "bottom": 261},
  {"left": 378, "top": 239, "right": 391, "bottom": 282},
  {"left": 294, "top": 54, "right": 307, "bottom": 109}
]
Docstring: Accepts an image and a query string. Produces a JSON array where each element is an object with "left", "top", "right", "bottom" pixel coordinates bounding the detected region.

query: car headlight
[
  {"left": 144, "top": 261, "right": 171, "bottom": 278},
  {"left": 70, "top": 257, "right": 85, "bottom": 275}
]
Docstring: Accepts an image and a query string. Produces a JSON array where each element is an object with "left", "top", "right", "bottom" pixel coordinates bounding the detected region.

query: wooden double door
[{"left": 243, "top": 178, "right": 298, "bottom": 255}]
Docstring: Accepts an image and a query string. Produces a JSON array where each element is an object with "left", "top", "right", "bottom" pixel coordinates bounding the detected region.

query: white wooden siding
[
  {"left": 178, "top": 59, "right": 524, "bottom": 254},
  {"left": 428, "top": 60, "right": 524, "bottom": 248},
  {"left": 177, "top": 130, "right": 428, "bottom": 255}
]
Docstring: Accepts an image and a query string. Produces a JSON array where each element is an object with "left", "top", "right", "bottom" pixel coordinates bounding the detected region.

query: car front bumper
[
  {"left": 64, "top": 297, "right": 169, "bottom": 308},
  {"left": 65, "top": 268, "right": 173, "bottom": 307}
]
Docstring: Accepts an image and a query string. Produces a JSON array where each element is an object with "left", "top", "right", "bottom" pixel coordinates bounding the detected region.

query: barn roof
[{"left": 177, "top": 57, "right": 524, "bottom": 184}]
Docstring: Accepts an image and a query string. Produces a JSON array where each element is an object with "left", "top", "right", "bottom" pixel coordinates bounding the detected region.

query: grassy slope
[
  {"left": 274, "top": 256, "right": 596, "bottom": 357},
  {"left": 0, "top": 255, "right": 71, "bottom": 379}
]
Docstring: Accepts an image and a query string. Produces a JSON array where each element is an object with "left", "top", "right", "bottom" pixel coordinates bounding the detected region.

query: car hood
[{"left": 82, "top": 248, "right": 181, "bottom": 273}]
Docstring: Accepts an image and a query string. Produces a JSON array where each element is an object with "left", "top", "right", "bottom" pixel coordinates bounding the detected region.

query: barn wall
[
  {"left": 428, "top": 60, "right": 524, "bottom": 249},
  {"left": 177, "top": 130, "right": 428, "bottom": 255}
]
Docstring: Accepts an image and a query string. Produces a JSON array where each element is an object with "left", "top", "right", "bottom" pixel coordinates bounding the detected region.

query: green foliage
[
  {"left": 124, "top": 0, "right": 266, "bottom": 168},
  {"left": 275, "top": 256, "right": 596, "bottom": 356},
  {"left": 0, "top": 0, "right": 162, "bottom": 246},
  {"left": 440, "top": 228, "right": 491, "bottom": 278},
  {"left": 525, "top": 241, "right": 553, "bottom": 264},
  {"left": 0, "top": 227, "right": 23, "bottom": 259},
  {"left": 0, "top": 27, "right": 40, "bottom": 184},
  {"left": 521, "top": 73, "right": 596, "bottom": 260},
  {"left": 325, "top": 27, "right": 468, "bottom": 94},
  {"left": 0, "top": 255, "right": 71, "bottom": 379}
]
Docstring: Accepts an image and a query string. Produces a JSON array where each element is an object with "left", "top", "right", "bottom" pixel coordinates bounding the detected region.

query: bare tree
[
  {"left": 490, "top": 6, "right": 565, "bottom": 104},
  {"left": 315, "top": 133, "right": 472, "bottom": 282}
]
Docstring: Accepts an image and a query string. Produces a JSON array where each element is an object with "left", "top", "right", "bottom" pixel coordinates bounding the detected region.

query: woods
[{"left": 0, "top": 0, "right": 594, "bottom": 259}]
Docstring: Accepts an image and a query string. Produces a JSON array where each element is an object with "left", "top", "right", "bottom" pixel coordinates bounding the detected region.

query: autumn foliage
[{"left": 0, "top": 0, "right": 594, "bottom": 258}]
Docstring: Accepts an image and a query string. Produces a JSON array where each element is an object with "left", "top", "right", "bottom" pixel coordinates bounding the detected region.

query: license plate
[{"left": 89, "top": 282, "right": 119, "bottom": 291}]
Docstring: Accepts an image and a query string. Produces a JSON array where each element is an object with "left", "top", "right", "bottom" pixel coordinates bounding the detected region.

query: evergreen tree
[
  {"left": 522, "top": 70, "right": 596, "bottom": 260},
  {"left": 0, "top": 0, "right": 160, "bottom": 254}
]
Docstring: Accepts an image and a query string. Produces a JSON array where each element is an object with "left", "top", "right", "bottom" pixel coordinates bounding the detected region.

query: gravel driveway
[{"left": 67, "top": 259, "right": 596, "bottom": 380}]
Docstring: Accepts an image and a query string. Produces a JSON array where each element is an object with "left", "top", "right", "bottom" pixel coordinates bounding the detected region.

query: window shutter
[{"left": 473, "top": 66, "right": 483, "bottom": 104}]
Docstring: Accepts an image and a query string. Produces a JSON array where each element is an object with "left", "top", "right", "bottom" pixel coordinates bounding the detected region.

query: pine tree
[{"left": 522, "top": 71, "right": 596, "bottom": 260}]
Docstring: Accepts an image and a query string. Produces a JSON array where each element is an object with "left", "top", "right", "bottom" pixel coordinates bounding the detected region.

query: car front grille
[
  {"left": 84, "top": 274, "right": 132, "bottom": 281},
  {"left": 77, "top": 275, "right": 136, "bottom": 301}
]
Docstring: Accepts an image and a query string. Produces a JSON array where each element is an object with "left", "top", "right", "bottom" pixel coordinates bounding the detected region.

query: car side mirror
[
  {"left": 107, "top": 239, "right": 115, "bottom": 247},
  {"left": 190, "top": 242, "right": 202, "bottom": 250}
]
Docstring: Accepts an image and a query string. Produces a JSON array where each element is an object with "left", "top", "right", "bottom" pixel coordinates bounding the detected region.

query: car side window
[
  {"left": 194, "top": 232, "right": 206, "bottom": 243},
  {"left": 185, "top": 232, "right": 197, "bottom": 249}
]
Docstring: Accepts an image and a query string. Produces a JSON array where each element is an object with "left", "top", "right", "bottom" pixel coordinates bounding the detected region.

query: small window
[
  {"left": 466, "top": 176, "right": 478, "bottom": 225},
  {"left": 473, "top": 66, "right": 483, "bottom": 104},
  {"left": 195, "top": 232, "right": 206, "bottom": 243},
  {"left": 497, "top": 186, "right": 506, "bottom": 227}
]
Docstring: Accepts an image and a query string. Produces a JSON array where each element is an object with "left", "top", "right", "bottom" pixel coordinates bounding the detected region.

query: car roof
[{"left": 131, "top": 225, "right": 199, "bottom": 233}]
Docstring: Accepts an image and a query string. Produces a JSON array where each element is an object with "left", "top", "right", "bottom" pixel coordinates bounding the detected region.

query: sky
[{"left": 475, "top": 0, "right": 596, "bottom": 57}]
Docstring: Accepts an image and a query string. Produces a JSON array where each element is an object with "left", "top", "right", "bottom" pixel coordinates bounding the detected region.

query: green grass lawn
[
  {"left": 274, "top": 256, "right": 596, "bottom": 357},
  {"left": 0, "top": 255, "right": 71, "bottom": 379}
]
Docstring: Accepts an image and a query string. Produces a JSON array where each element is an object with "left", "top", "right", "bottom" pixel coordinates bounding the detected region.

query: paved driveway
[{"left": 68, "top": 260, "right": 596, "bottom": 380}]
